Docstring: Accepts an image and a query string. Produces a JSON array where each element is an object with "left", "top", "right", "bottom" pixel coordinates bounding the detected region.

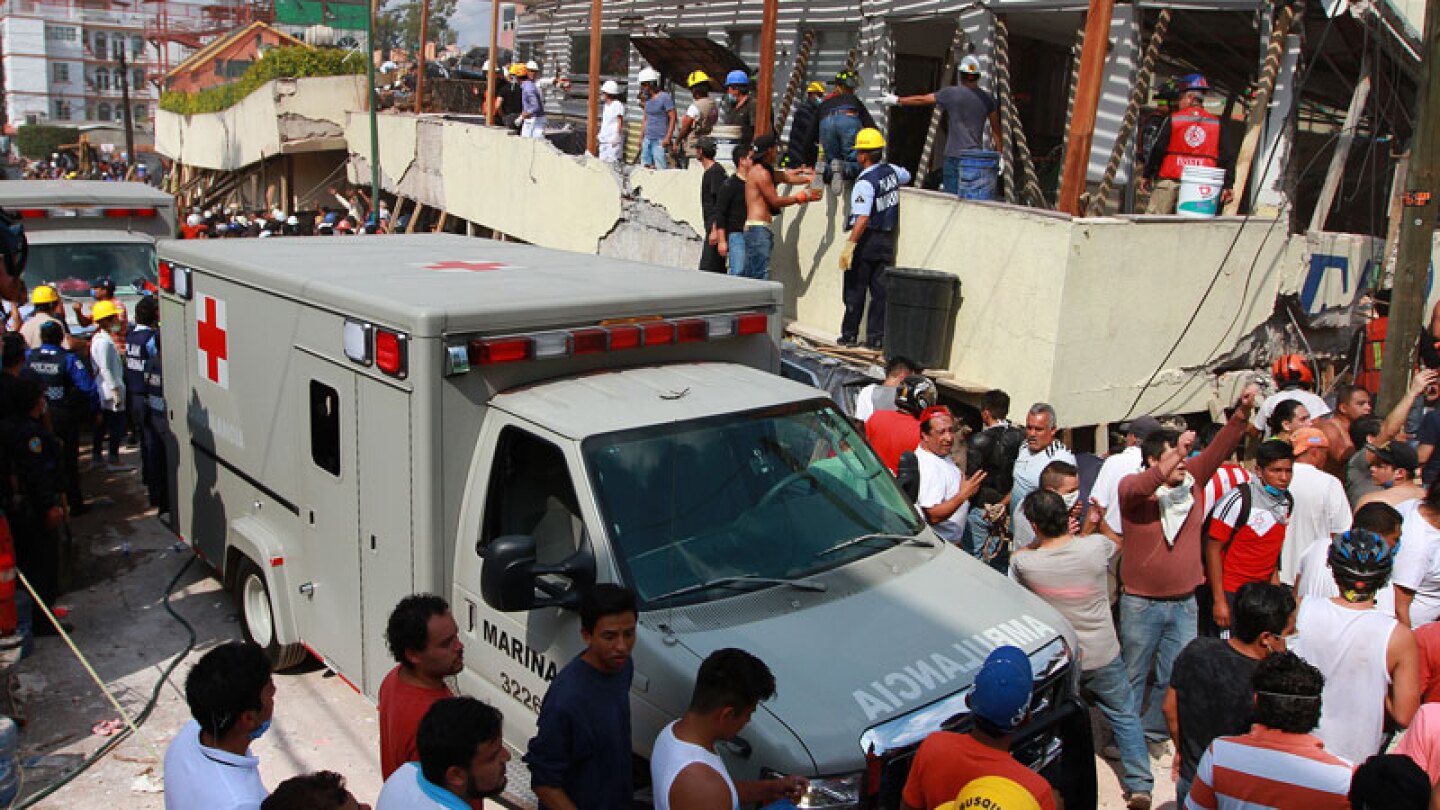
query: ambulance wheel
[{"left": 235, "top": 558, "right": 309, "bottom": 671}]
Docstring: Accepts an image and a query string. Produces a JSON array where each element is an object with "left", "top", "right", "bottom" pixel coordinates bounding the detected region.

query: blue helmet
[
  {"left": 1328, "top": 529, "right": 1396, "bottom": 596},
  {"left": 725, "top": 69, "right": 750, "bottom": 88},
  {"left": 1178, "top": 73, "right": 1210, "bottom": 93}
]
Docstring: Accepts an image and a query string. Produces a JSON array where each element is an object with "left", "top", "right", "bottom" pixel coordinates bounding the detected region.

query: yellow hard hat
[
  {"left": 508, "top": 63, "right": 527, "bottom": 77},
  {"left": 854, "top": 127, "right": 885, "bottom": 151},
  {"left": 806, "top": 81, "right": 825, "bottom": 94},
  {"left": 30, "top": 285, "right": 58, "bottom": 305},
  {"left": 91, "top": 299, "right": 121, "bottom": 322},
  {"left": 686, "top": 70, "right": 712, "bottom": 88},
  {"left": 935, "top": 777, "right": 1041, "bottom": 810}
]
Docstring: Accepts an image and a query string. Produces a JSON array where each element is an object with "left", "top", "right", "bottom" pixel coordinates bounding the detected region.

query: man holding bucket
[{"left": 1140, "top": 74, "right": 1234, "bottom": 215}]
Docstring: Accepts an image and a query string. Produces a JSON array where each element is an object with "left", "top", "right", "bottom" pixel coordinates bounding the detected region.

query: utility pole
[
  {"left": 586, "top": 0, "right": 602, "bottom": 155},
  {"left": 1057, "top": 0, "right": 1115, "bottom": 215},
  {"left": 367, "top": 0, "right": 382, "bottom": 214},
  {"left": 414, "top": 0, "right": 431, "bottom": 114},
  {"left": 754, "top": 0, "right": 777, "bottom": 137},
  {"left": 1378, "top": 0, "right": 1440, "bottom": 411},
  {"left": 117, "top": 47, "right": 136, "bottom": 176},
  {"left": 485, "top": 0, "right": 500, "bottom": 126}
]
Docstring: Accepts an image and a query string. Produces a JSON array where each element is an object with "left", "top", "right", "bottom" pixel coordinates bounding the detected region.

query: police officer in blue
[
  {"left": 7, "top": 376, "right": 66, "bottom": 635},
  {"left": 27, "top": 320, "right": 96, "bottom": 515},
  {"left": 131, "top": 296, "right": 167, "bottom": 514},
  {"left": 838, "top": 128, "right": 911, "bottom": 350}
]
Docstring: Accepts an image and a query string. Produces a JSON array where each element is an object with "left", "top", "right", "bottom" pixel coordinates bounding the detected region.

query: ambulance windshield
[
  {"left": 26, "top": 242, "right": 156, "bottom": 298},
  {"left": 584, "top": 401, "right": 925, "bottom": 608}
]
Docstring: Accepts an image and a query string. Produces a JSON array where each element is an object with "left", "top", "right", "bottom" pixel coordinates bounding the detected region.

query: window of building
[
  {"left": 85, "top": 103, "right": 96, "bottom": 120},
  {"left": 50, "top": 99, "right": 70, "bottom": 119},
  {"left": 310, "top": 381, "right": 342, "bottom": 477},
  {"left": 568, "top": 34, "right": 630, "bottom": 79},
  {"left": 52, "top": 62, "right": 69, "bottom": 83},
  {"left": 97, "top": 102, "right": 111, "bottom": 121},
  {"left": 94, "top": 68, "right": 110, "bottom": 90},
  {"left": 133, "top": 104, "right": 146, "bottom": 121},
  {"left": 130, "top": 35, "right": 143, "bottom": 58},
  {"left": 93, "top": 31, "right": 107, "bottom": 57},
  {"left": 46, "top": 26, "right": 76, "bottom": 42},
  {"left": 130, "top": 68, "right": 143, "bottom": 88}
]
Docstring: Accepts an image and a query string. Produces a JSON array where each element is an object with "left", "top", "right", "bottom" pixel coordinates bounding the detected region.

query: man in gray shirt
[{"left": 885, "top": 55, "right": 1000, "bottom": 198}]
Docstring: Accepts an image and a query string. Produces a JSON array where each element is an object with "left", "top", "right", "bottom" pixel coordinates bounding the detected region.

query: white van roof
[
  {"left": 161, "top": 233, "right": 782, "bottom": 337},
  {"left": 0, "top": 180, "right": 173, "bottom": 208}
]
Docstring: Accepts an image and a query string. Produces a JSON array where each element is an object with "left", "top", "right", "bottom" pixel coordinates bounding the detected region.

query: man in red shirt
[
  {"left": 865, "top": 374, "right": 935, "bottom": 473},
  {"left": 1205, "top": 439, "right": 1294, "bottom": 629},
  {"left": 378, "top": 594, "right": 465, "bottom": 779},
  {"left": 901, "top": 645, "right": 1058, "bottom": 810}
]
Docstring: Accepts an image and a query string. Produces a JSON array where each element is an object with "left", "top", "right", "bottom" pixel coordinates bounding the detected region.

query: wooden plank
[
  {"left": 406, "top": 203, "right": 424, "bottom": 234},
  {"left": 1057, "top": 0, "right": 1117, "bottom": 215},
  {"left": 434, "top": 212, "right": 449, "bottom": 233},
  {"left": 1223, "top": 5, "right": 1295, "bottom": 216},
  {"left": 1308, "top": 71, "right": 1372, "bottom": 233}
]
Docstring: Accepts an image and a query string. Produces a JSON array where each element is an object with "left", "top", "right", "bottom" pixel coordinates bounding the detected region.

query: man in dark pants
[
  {"left": 124, "top": 297, "right": 163, "bottom": 510},
  {"left": 696, "top": 138, "right": 728, "bottom": 274},
  {"left": 839, "top": 128, "right": 910, "bottom": 349},
  {"left": 27, "top": 320, "right": 96, "bottom": 514},
  {"left": 140, "top": 304, "right": 168, "bottom": 514},
  {"left": 7, "top": 377, "right": 66, "bottom": 635}
]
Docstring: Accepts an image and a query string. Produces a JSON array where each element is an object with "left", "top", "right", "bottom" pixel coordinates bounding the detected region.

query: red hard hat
[{"left": 1271, "top": 354, "right": 1314, "bottom": 387}]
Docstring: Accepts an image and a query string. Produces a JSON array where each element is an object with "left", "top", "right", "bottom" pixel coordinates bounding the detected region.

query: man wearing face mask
[
  {"left": 1204, "top": 439, "right": 1294, "bottom": 631},
  {"left": 1012, "top": 459, "right": 1082, "bottom": 550},
  {"left": 1117, "top": 384, "right": 1259, "bottom": 751},
  {"left": 164, "top": 641, "right": 276, "bottom": 809}
]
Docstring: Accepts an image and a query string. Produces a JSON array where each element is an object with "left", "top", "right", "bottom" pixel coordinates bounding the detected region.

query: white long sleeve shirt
[{"left": 90, "top": 329, "right": 125, "bottom": 411}]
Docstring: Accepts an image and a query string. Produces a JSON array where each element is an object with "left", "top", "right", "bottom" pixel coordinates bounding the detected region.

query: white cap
[
  {"left": 959, "top": 55, "right": 981, "bottom": 74},
  {"left": 600, "top": 79, "right": 620, "bottom": 95},
  {"left": 525, "top": 60, "right": 539, "bottom": 71},
  {"left": 481, "top": 60, "right": 491, "bottom": 70},
  {"left": 637, "top": 67, "right": 660, "bottom": 84},
  {"left": 286, "top": 215, "right": 299, "bottom": 225},
  {"left": 186, "top": 213, "right": 201, "bottom": 227}
]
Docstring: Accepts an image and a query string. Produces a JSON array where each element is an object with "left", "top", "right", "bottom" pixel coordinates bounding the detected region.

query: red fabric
[
  {"left": 180, "top": 223, "right": 205, "bottom": 240},
  {"left": 378, "top": 665, "right": 454, "bottom": 779},
  {"left": 1159, "top": 108, "right": 1221, "bottom": 180},
  {"left": 901, "top": 732, "right": 1057, "bottom": 810},
  {"left": 865, "top": 410, "right": 920, "bottom": 473},
  {"left": 1358, "top": 317, "right": 1387, "bottom": 395},
  {"left": 1207, "top": 491, "right": 1288, "bottom": 593},
  {"left": 1417, "top": 622, "right": 1440, "bottom": 704}
]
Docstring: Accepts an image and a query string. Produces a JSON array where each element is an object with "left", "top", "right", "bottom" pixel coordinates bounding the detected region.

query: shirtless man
[
  {"left": 740, "top": 134, "right": 819, "bottom": 280},
  {"left": 1356, "top": 441, "right": 1424, "bottom": 509},
  {"left": 1316, "top": 384, "right": 1373, "bottom": 477}
]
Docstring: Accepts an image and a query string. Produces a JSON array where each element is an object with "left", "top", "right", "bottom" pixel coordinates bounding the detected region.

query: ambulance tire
[{"left": 235, "top": 557, "right": 309, "bottom": 671}]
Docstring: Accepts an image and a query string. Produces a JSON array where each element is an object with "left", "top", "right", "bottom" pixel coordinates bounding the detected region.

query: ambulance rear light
[
  {"left": 342, "top": 320, "right": 373, "bottom": 366},
  {"left": 12, "top": 206, "right": 144, "bottom": 218},
  {"left": 465, "top": 312, "right": 771, "bottom": 368},
  {"left": 16, "top": 209, "right": 46, "bottom": 219},
  {"left": 158, "top": 260, "right": 192, "bottom": 299},
  {"left": 104, "top": 207, "right": 158, "bottom": 218},
  {"left": 374, "top": 329, "right": 408, "bottom": 379},
  {"left": 157, "top": 260, "right": 173, "bottom": 292}
]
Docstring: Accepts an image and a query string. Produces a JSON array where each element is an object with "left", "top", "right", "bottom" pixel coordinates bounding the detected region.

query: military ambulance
[{"left": 158, "top": 234, "right": 1095, "bottom": 809}]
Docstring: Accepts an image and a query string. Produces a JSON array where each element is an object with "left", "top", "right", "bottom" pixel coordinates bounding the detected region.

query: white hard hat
[
  {"left": 525, "top": 60, "right": 539, "bottom": 71},
  {"left": 285, "top": 215, "right": 298, "bottom": 225},
  {"left": 186, "top": 213, "right": 201, "bottom": 227},
  {"left": 481, "top": 60, "right": 491, "bottom": 70},
  {"left": 637, "top": 67, "right": 660, "bottom": 84},
  {"left": 600, "top": 79, "right": 620, "bottom": 95},
  {"left": 959, "top": 55, "right": 982, "bottom": 74}
]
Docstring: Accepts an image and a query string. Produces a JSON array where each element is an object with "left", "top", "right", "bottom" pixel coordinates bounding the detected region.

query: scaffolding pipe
[{"left": 1086, "top": 8, "right": 1171, "bottom": 216}]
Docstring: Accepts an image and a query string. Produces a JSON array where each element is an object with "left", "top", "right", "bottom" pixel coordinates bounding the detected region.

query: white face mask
[{"left": 1061, "top": 491, "right": 1080, "bottom": 511}]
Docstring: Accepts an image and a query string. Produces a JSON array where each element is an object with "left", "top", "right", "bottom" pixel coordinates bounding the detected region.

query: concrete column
[
  {"left": 1087, "top": 4, "right": 1140, "bottom": 184},
  {"left": 1253, "top": 33, "right": 1301, "bottom": 211}
]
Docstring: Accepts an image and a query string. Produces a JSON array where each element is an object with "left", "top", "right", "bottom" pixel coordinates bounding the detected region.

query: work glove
[
  {"left": 880, "top": 93, "right": 899, "bottom": 106},
  {"left": 839, "top": 242, "right": 856, "bottom": 271}
]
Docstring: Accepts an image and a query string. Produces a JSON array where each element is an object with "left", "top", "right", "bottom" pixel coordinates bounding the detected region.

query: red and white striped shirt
[
  {"left": 1204, "top": 463, "right": 1253, "bottom": 515},
  {"left": 1186, "top": 726, "right": 1353, "bottom": 810}
]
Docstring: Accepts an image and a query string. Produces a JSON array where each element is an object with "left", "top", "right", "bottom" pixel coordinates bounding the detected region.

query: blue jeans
[
  {"left": 819, "top": 114, "right": 862, "bottom": 183},
  {"left": 943, "top": 151, "right": 1000, "bottom": 200},
  {"left": 742, "top": 226, "right": 773, "bottom": 280},
  {"left": 640, "top": 137, "right": 669, "bottom": 169},
  {"left": 1082, "top": 656, "right": 1153, "bottom": 794},
  {"left": 1119, "top": 593, "right": 1198, "bottom": 742},
  {"left": 726, "top": 233, "right": 747, "bottom": 277},
  {"left": 1176, "top": 775, "right": 1192, "bottom": 808},
  {"left": 963, "top": 505, "right": 991, "bottom": 559}
]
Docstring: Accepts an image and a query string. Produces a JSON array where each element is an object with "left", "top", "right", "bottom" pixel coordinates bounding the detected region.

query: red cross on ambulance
[{"left": 197, "top": 293, "right": 229, "bottom": 388}]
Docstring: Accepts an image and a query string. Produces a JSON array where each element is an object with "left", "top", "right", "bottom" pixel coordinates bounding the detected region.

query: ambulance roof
[
  {"left": 0, "top": 180, "right": 174, "bottom": 208},
  {"left": 160, "top": 234, "right": 782, "bottom": 337},
  {"left": 26, "top": 229, "right": 155, "bottom": 246}
]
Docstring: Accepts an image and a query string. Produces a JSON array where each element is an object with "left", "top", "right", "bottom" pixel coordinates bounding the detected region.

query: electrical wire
[{"left": 14, "top": 554, "right": 197, "bottom": 808}]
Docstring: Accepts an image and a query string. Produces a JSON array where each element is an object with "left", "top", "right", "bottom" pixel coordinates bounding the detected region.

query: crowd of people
[
  {"left": 850, "top": 349, "right": 1440, "bottom": 808},
  {"left": 176, "top": 186, "right": 405, "bottom": 239}
]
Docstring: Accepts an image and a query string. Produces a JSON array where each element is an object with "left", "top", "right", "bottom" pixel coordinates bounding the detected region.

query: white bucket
[
  {"left": 712, "top": 124, "right": 743, "bottom": 163},
  {"left": 1176, "top": 165, "right": 1227, "bottom": 218}
]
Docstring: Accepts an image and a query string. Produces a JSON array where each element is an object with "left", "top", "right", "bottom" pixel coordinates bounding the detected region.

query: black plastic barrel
[{"left": 884, "top": 267, "right": 960, "bottom": 369}]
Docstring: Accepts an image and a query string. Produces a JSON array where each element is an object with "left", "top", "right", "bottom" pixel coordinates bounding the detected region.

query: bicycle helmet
[
  {"left": 894, "top": 375, "right": 937, "bottom": 417},
  {"left": 1271, "top": 353, "right": 1315, "bottom": 388},
  {"left": 1328, "top": 529, "right": 1396, "bottom": 599}
]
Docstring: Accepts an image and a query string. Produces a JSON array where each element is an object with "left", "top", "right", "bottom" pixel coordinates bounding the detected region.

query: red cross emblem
[
  {"left": 425, "top": 260, "right": 509, "bottom": 272},
  {"left": 196, "top": 293, "right": 229, "bottom": 388}
]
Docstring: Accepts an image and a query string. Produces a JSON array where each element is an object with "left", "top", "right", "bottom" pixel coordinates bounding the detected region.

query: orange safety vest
[
  {"left": 1158, "top": 108, "right": 1221, "bottom": 180},
  {"left": 1358, "top": 316, "right": 1387, "bottom": 395}
]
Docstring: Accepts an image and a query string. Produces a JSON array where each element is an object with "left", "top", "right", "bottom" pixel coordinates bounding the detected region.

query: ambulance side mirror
[{"left": 480, "top": 534, "right": 597, "bottom": 612}]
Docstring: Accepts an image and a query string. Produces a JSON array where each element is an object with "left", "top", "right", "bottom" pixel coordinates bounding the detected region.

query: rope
[
  {"left": 1086, "top": 8, "right": 1171, "bottom": 216},
  {"left": 1058, "top": 27, "right": 1085, "bottom": 172},
  {"left": 993, "top": 17, "right": 1046, "bottom": 207},
  {"left": 776, "top": 29, "right": 816, "bottom": 141},
  {"left": 916, "top": 22, "right": 970, "bottom": 189}
]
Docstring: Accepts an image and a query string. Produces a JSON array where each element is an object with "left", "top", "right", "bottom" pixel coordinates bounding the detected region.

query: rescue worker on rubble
[
  {"left": 721, "top": 70, "right": 758, "bottom": 147},
  {"left": 637, "top": 68, "right": 675, "bottom": 170},
  {"left": 885, "top": 55, "right": 1001, "bottom": 200},
  {"left": 1140, "top": 74, "right": 1235, "bottom": 214},
  {"left": 27, "top": 320, "right": 95, "bottom": 516},
  {"left": 673, "top": 71, "right": 720, "bottom": 169},
  {"left": 785, "top": 82, "right": 826, "bottom": 169},
  {"left": 804, "top": 70, "right": 877, "bottom": 196},
  {"left": 838, "top": 128, "right": 910, "bottom": 350},
  {"left": 516, "top": 62, "right": 547, "bottom": 140}
]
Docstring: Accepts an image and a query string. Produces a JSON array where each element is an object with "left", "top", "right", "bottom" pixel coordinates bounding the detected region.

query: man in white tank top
[
  {"left": 651, "top": 649, "right": 808, "bottom": 810},
  {"left": 1294, "top": 529, "right": 1420, "bottom": 765}
]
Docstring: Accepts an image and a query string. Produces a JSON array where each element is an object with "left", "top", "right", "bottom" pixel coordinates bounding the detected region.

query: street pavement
[{"left": 14, "top": 443, "right": 1171, "bottom": 808}]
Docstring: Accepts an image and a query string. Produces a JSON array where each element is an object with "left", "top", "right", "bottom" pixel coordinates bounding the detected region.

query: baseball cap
[
  {"left": 1370, "top": 441, "right": 1419, "bottom": 473},
  {"left": 1125, "top": 415, "right": 1162, "bottom": 442},
  {"left": 1291, "top": 427, "right": 1328, "bottom": 455},
  {"left": 937, "top": 776, "right": 1042, "bottom": 810},
  {"left": 91, "top": 276, "right": 115, "bottom": 293},
  {"left": 752, "top": 133, "right": 778, "bottom": 154},
  {"left": 968, "top": 645, "right": 1032, "bottom": 732}
]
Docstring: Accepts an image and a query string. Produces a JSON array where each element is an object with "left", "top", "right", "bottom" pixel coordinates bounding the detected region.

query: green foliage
[
  {"left": 14, "top": 124, "right": 79, "bottom": 158},
  {"left": 159, "top": 46, "right": 364, "bottom": 115},
  {"left": 374, "top": 0, "right": 457, "bottom": 52}
]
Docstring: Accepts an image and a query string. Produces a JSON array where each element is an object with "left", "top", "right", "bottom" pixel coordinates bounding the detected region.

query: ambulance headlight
[{"left": 761, "top": 768, "right": 861, "bottom": 809}]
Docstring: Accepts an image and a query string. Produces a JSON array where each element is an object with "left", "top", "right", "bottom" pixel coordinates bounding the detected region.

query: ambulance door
[
  {"left": 356, "top": 377, "right": 414, "bottom": 695},
  {"left": 455, "top": 416, "right": 588, "bottom": 745},
  {"left": 292, "top": 351, "right": 364, "bottom": 679}
]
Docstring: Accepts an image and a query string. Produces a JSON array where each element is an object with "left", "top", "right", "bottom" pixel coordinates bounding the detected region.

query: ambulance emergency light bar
[{"left": 15, "top": 207, "right": 158, "bottom": 219}]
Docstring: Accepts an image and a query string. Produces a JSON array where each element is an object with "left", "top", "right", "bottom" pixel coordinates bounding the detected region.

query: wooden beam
[
  {"left": 1223, "top": 5, "right": 1295, "bottom": 215},
  {"left": 485, "top": 0, "right": 500, "bottom": 126},
  {"left": 406, "top": 203, "right": 423, "bottom": 233},
  {"left": 434, "top": 211, "right": 449, "bottom": 233},
  {"left": 755, "top": 0, "right": 778, "bottom": 137},
  {"left": 415, "top": 0, "right": 431, "bottom": 114},
  {"left": 1309, "top": 72, "right": 1372, "bottom": 233},
  {"left": 1057, "top": 0, "right": 1117, "bottom": 215},
  {"left": 586, "top": 0, "right": 602, "bottom": 156}
]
